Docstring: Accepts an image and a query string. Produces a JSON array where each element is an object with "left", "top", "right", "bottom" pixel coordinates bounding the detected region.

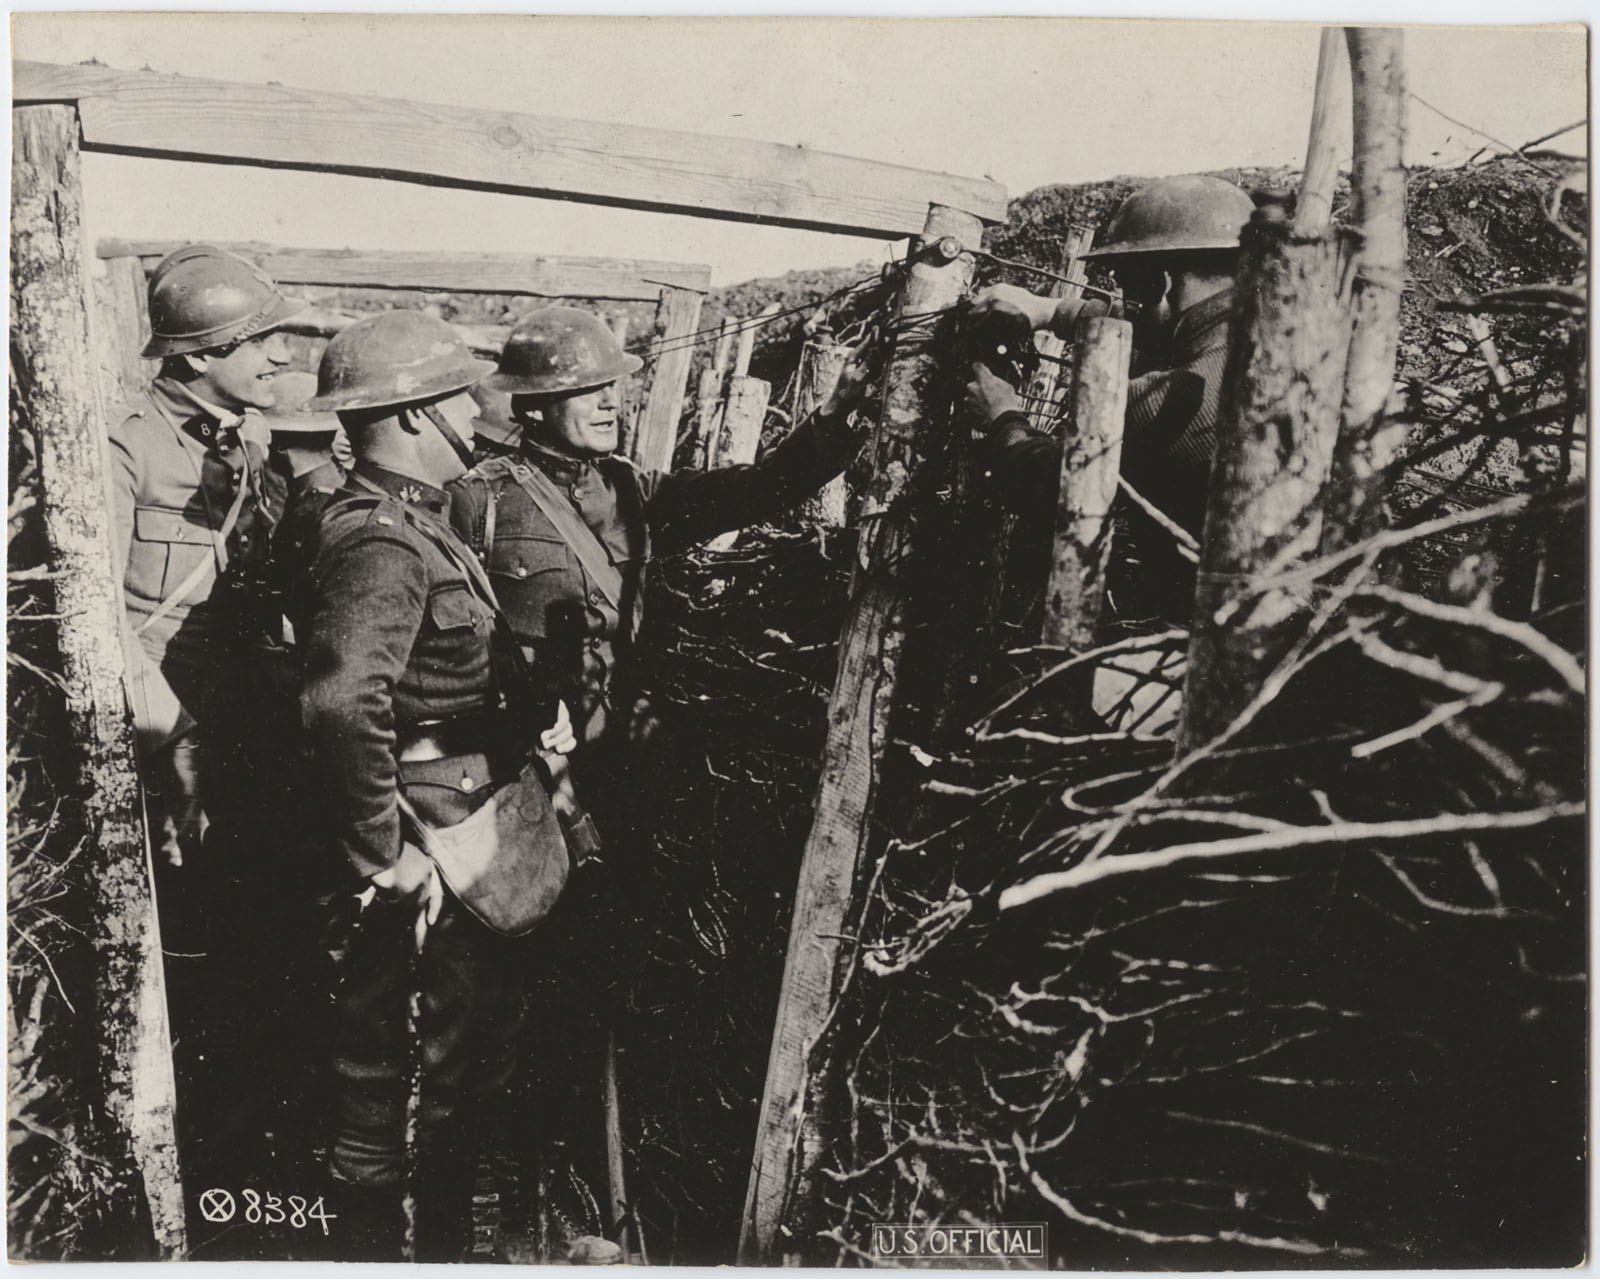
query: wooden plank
[
  {"left": 17, "top": 61, "right": 1008, "bottom": 237},
  {"left": 11, "top": 102, "right": 186, "bottom": 1260},
  {"left": 632, "top": 286, "right": 702, "bottom": 473},
  {"left": 740, "top": 204, "right": 982, "bottom": 1264},
  {"left": 1040, "top": 316, "right": 1133, "bottom": 649},
  {"left": 733, "top": 302, "right": 781, "bottom": 377},
  {"left": 692, "top": 318, "right": 738, "bottom": 470},
  {"left": 97, "top": 238, "right": 711, "bottom": 300}
]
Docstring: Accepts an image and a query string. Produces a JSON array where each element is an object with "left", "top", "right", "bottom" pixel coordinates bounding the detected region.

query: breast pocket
[
  {"left": 129, "top": 506, "right": 214, "bottom": 604},
  {"left": 488, "top": 534, "right": 582, "bottom": 640}
]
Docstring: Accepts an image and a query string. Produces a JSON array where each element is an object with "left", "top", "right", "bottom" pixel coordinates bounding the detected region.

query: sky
[{"left": 11, "top": 13, "right": 1589, "bottom": 287}]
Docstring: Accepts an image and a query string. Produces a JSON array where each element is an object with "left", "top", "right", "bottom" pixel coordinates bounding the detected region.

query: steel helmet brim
[
  {"left": 305, "top": 356, "right": 497, "bottom": 413},
  {"left": 141, "top": 291, "right": 307, "bottom": 359},
  {"left": 485, "top": 350, "right": 643, "bottom": 396}
]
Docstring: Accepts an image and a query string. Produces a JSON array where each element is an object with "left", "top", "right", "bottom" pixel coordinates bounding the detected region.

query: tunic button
[
  {"left": 460, "top": 776, "right": 475, "bottom": 792},
  {"left": 589, "top": 591, "right": 603, "bottom": 605},
  {"left": 515, "top": 566, "right": 529, "bottom": 579}
]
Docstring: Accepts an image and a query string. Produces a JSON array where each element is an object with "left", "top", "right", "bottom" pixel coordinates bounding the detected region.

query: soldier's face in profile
[
  {"left": 189, "top": 329, "right": 291, "bottom": 413},
  {"left": 535, "top": 381, "right": 621, "bottom": 456}
]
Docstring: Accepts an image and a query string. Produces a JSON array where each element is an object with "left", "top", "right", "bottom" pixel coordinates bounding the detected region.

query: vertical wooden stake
[
  {"left": 11, "top": 103, "right": 186, "bottom": 1260},
  {"left": 733, "top": 302, "right": 780, "bottom": 378},
  {"left": 705, "top": 375, "right": 773, "bottom": 549},
  {"left": 1294, "top": 27, "right": 1349, "bottom": 238},
  {"left": 1322, "top": 27, "right": 1408, "bottom": 551},
  {"left": 1024, "top": 224, "right": 1095, "bottom": 415},
  {"left": 1177, "top": 213, "right": 1355, "bottom": 754},
  {"left": 607, "top": 311, "right": 635, "bottom": 459},
  {"left": 95, "top": 252, "right": 152, "bottom": 406},
  {"left": 740, "top": 203, "right": 982, "bottom": 1265},
  {"left": 634, "top": 284, "right": 703, "bottom": 473},
  {"left": 796, "top": 339, "right": 853, "bottom": 531},
  {"left": 693, "top": 316, "right": 738, "bottom": 469},
  {"left": 1040, "top": 316, "right": 1133, "bottom": 649}
]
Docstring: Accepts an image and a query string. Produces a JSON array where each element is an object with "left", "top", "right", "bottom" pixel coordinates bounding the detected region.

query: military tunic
[
  {"left": 980, "top": 287, "right": 1235, "bottom": 621},
  {"left": 446, "top": 406, "right": 863, "bottom": 757},
  {"left": 298, "top": 461, "right": 546, "bottom": 1259}
]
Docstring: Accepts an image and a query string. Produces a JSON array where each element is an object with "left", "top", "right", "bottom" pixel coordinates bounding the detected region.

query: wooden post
[
  {"left": 740, "top": 203, "right": 982, "bottom": 1264},
  {"left": 1040, "top": 316, "right": 1134, "bottom": 648},
  {"left": 693, "top": 316, "right": 738, "bottom": 469},
  {"left": 11, "top": 103, "right": 186, "bottom": 1260},
  {"left": 633, "top": 284, "right": 703, "bottom": 473},
  {"left": 796, "top": 339, "right": 852, "bottom": 530},
  {"left": 607, "top": 311, "right": 637, "bottom": 460},
  {"left": 705, "top": 376, "right": 773, "bottom": 551},
  {"left": 1293, "top": 28, "right": 1348, "bottom": 238},
  {"left": 94, "top": 252, "right": 151, "bottom": 406},
  {"left": 733, "top": 302, "right": 780, "bottom": 378},
  {"left": 1024, "top": 224, "right": 1095, "bottom": 417},
  {"left": 1176, "top": 210, "right": 1355, "bottom": 754},
  {"left": 1322, "top": 27, "right": 1408, "bottom": 551},
  {"left": 711, "top": 376, "right": 772, "bottom": 471}
]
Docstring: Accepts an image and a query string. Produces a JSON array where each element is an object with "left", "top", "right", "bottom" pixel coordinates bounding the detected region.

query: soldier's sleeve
[
  {"left": 977, "top": 409, "right": 1063, "bottom": 518},
  {"left": 642, "top": 407, "right": 863, "bottom": 553},
  {"left": 299, "top": 521, "right": 428, "bottom": 879},
  {"left": 106, "top": 412, "right": 141, "bottom": 588}
]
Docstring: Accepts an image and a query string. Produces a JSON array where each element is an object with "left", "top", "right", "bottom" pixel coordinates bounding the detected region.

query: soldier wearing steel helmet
[
  {"left": 109, "top": 244, "right": 303, "bottom": 874},
  {"left": 295, "top": 309, "right": 577, "bottom": 1261},
  {"left": 964, "top": 175, "right": 1257, "bottom": 619},
  {"left": 448, "top": 306, "right": 882, "bottom": 799}
]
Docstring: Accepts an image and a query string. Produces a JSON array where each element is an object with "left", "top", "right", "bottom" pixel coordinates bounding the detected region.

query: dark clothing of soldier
[
  {"left": 980, "top": 285, "right": 1233, "bottom": 540},
  {"left": 447, "top": 410, "right": 864, "bottom": 768}
]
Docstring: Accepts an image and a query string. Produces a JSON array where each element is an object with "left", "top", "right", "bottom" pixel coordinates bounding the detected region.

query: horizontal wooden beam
[
  {"left": 18, "top": 61, "right": 1008, "bottom": 238},
  {"left": 97, "top": 239, "right": 710, "bottom": 300}
]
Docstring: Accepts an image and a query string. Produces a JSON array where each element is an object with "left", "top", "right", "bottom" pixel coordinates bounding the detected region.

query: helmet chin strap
[{"left": 416, "top": 401, "right": 476, "bottom": 469}]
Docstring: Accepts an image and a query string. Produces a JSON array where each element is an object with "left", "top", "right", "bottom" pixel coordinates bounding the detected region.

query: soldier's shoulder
[
  {"left": 105, "top": 389, "right": 159, "bottom": 440},
  {"left": 454, "top": 455, "right": 520, "bottom": 490},
  {"left": 314, "top": 492, "right": 425, "bottom": 553}
]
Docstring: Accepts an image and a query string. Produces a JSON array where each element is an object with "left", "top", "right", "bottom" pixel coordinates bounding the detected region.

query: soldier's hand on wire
[
  {"left": 821, "top": 324, "right": 887, "bottom": 417},
  {"left": 371, "top": 841, "right": 443, "bottom": 924},
  {"left": 540, "top": 699, "right": 578, "bottom": 756},
  {"left": 969, "top": 284, "right": 1056, "bottom": 332},
  {"left": 965, "top": 363, "right": 1022, "bottom": 426}
]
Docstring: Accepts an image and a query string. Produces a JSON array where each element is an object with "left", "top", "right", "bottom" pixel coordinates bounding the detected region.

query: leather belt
[{"left": 395, "top": 709, "right": 506, "bottom": 763}]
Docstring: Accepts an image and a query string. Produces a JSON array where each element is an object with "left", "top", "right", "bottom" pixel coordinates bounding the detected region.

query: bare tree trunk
[
  {"left": 693, "top": 316, "right": 737, "bottom": 469},
  {"left": 10, "top": 102, "right": 186, "bottom": 1260},
  {"left": 1040, "top": 316, "right": 1134, "bottom": 649},
  {"left": 740, "top": 204, "right": 982, "bottom": 1264},
  {"left": 1177, "top": 210, "right": 1355, "bottom": 754},
  {"left": 1321, "top": 27, "right": 1408, "bottom": 551},
  {"left": 1293, "top": 27, "right": 1349, "bottom": 238}
]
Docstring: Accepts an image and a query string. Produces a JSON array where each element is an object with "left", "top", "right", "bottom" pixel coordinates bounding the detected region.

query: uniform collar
[
  {"left": 150, "top": 376, "right": 251, "bottom": 453},
  {"left": 1170, "top": 286, "right": 1235, "bottom": 358},
  {"left": 351, "top": 460, "right": 451, "bottom": 518},
  {"left": 520, "top": 437, "right": 603, "bottom": 486}
]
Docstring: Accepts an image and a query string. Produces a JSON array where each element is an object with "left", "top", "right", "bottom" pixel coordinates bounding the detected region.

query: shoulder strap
[
  {"left": 509, "top": 463, "right": 642, "bottom": 638},
  {"left": 133, "top": 468, "right": 251, "bottom": 638}
]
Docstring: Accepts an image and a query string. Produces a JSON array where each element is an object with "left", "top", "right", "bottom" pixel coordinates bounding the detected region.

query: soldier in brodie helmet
[
  {"left": 295, "top": 309, "right": 578, "bottom": 1261},
  {"left": 963, "top": 175, "right": 1257, "bottom": 621},
  {"left": 445, "top": 306, "right": 882, "bottom": 1246}
]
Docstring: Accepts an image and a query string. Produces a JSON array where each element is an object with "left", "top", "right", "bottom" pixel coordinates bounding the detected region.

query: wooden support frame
[
  {"left": 16, "top": 60, "right": 1007, "bottom": 237},
  {"left": 96, "top": 239, "right": 711, "bottom": 300},
  {"left": 741, "top": 203, "right": 982, "bottom": 1264}
]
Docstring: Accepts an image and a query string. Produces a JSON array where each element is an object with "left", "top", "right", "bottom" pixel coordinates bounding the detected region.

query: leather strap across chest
[{"left": 502, "top": 461, "right": 646, "bottom": 641}]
